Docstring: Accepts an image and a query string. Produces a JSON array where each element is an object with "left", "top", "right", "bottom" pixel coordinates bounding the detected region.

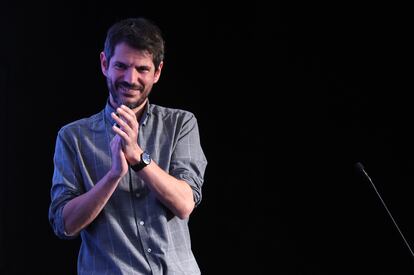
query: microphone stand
[{"left": 356, "top": 162, "right": 414, "bottom": 259}]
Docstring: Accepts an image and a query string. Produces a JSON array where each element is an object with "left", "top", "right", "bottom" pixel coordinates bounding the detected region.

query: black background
[{"left": 1, "top": 1, "right": 414, "bottom": 274}]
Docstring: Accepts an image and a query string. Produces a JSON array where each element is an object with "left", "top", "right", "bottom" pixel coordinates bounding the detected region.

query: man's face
[{"left": 100, "top": 42, "right": 163, "bottom": 110}]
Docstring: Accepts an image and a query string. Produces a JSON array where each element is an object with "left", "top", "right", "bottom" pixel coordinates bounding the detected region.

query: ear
[
  {"left": 100, "top": 52, "right": 108, "bottom": 77},
  {"left": 153, "top": 61, "right": 164, "bottom": 83}
]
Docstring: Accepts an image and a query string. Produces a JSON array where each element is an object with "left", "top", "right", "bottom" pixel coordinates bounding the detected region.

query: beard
[{"left": 106, "top": 77, "right": 146, "bottom": 109}]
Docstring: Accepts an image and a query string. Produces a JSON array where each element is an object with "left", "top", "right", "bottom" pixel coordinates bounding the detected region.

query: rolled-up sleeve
[
  {"left": 169, "top": 114, "right": 207, "bottom": 207},
  {"left": 48, "top": 127, "right": 84, "bottom": 239}
]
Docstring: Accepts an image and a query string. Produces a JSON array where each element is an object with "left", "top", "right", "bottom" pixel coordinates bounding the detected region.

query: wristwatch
[{"left": 131, "top": 151, "right": 151, "bottom": 172}]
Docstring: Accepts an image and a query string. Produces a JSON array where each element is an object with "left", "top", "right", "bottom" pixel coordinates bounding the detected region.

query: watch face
[{"left": 142, "top": 152, "right": 151, "bottom": 165}]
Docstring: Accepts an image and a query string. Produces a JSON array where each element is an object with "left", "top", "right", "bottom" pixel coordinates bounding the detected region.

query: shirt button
[
  {"left": 139, "top": 221, "right": 145, "bottom": 226},
  {"left": 147, "top": 248, "right": 152, "bottom": 253}
]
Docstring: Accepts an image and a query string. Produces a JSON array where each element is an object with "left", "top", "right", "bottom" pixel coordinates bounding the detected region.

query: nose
[{"left": 123, "top": 68, "right": 138, "bottom": 84}]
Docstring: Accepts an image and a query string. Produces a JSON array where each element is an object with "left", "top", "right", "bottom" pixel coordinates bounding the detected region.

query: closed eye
[
  {"left": 136, "top": 66, "right": 151, "bottom": 73},
  {"left": 113, "top": 62, "right": 128, "bottom": 70}
]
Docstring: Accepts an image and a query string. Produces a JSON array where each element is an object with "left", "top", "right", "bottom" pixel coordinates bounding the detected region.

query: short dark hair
[{"left": 104, "top": 17, "right": 165, "bottom": 69}]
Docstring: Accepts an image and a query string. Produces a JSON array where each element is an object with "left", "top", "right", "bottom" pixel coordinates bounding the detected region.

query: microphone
[{"left": 355, "top": 162, "right": 414, "bottom": 259}]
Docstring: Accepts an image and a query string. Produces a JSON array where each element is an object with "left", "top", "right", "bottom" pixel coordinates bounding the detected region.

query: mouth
[{"left": 118, "top": 86, "right": 141, "bottom": 96}]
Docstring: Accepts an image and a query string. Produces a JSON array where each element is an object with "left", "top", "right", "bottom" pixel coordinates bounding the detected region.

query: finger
[
  {"left": 110, "top": 136, "right": 123, "bottom": 156},
  {"left": 111, "top": 112, "right": 130, "bottom": 130},
  {"left": 111, "top": 112, "right": 137, "bottom": 140},
  {"left": 112, "top": 125, "right": 130, "bottom": 142},
  {"left": 117, "top": 106, "right": 138, "bottom": 130},
  {"left": 120, "top": 104, "right": 137, "bottom": 117},
  {"left": 116, "top": 106, "right": 135, "bottom": 123}
]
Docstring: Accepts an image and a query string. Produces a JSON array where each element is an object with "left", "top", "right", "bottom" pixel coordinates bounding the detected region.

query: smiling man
[{"left": 48, "top": 17, "right": 207, "bottom": 275}]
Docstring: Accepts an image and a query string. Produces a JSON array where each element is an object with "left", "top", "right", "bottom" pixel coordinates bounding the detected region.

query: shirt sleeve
[
  {"left": 48, "top": 126, "right": 84, "bottom": 239},
  {"left": 169, "top": 113, "right": 207, "bottom": 207}
]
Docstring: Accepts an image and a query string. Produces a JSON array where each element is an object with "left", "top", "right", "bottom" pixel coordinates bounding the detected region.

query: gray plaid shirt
[{"left": 49, "top": 101, "right": 207, "bottom": 275}]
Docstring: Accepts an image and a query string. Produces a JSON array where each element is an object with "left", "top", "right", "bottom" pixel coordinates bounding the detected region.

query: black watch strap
[
  {"left": 131, "top": 151, "right": 151, "bottom": 172},
  {"left": 130, "top": 161, "right": 145, "bottom": 172}
]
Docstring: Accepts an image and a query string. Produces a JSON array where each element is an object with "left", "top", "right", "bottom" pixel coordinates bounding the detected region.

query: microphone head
[{"left": 355, "top": 162, "right": 365, "bottom": 172}]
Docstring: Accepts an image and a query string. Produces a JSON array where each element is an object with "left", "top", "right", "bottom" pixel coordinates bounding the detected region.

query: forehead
[{"left": 112, "top": 42, "right": 154, "bottom": 65}]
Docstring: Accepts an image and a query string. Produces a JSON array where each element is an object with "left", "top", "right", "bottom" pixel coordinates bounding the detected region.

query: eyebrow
[
  {"left": 113, "top": 61, "right": 151, "bottom": 70},
  {"left": 135, "top": 65, "right": 151, "bottom": 70}
]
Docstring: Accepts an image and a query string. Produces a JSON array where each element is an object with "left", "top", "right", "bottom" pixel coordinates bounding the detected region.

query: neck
[{"left": 131, "top": 99, "right": 147, "bottom": 121}]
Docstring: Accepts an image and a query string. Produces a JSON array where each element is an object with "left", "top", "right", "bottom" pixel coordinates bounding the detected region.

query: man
[{"left": 49, "top": 17, "right": 207, "bottom": 274}]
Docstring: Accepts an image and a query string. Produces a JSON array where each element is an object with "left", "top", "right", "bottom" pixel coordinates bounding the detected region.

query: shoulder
[
  {"left": 150, "top": 104, "right": 196, "bottom": 122},
  {"left": 57, "top": 110, "right": 104, "bottom": 138}
]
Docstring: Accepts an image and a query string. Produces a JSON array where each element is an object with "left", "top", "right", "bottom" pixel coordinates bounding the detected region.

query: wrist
[
  {"left": 131, "top": 151, "right": 152, "bottom": 172},
  {"left": 107, "top": 169, "right": 124, "bottom": 182},
  {"left": 129, "top": 149, "right": 143, "bottom": 166}
]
